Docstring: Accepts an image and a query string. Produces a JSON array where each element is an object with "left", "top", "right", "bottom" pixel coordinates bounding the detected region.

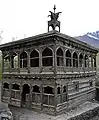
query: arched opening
[
  {"left": 57, "top": 87, "right": 61, "bottom": 94},
  {"left": 42, "top": 48, "right": 53, "bottom": 66},
  {"left": 63, "top": 86, "right": 66, "bottom": 93},
  {"left": 22, "top": 84, "right": 30, "bottom": 106},
  {"left": 85, "top": 55, "right": 88, "bottom": 67},
  {"left": 3, "top": 83, "right": 9, "bottom": 89},
  {"left": 63, "top": 85, "right": 68, "bottom": 102},
  {"left": 4, "top": 54, "right": 10, "bottom": 69},
  {"left": 57, "top": 48, "right": 63, "bottom": 66},
  {"left": 3, "top": 83, "right": 10, "bottom": 98},
  {"left": 44, "top": 86, "right": 53, "bottom": 94},
  {"left": 43, "top": 86, "right": 54, "bottom": 106},
  {"left": 20, "top": 52, "right": 27, "bottom": 68},
  {"left": 89, "top": 55, "right": 92, "bottom": 67},
  {"left": 11, "top": 84, "right": 20, "bottom": 100},
  {"left": 73, "top": 52, "right": 78, "bottom": 67},
  {"left": 33, "top": 85, "right": 40, "bottom": 93},
  {"left": 32, "top": 85, "right": 40, "bottom": 103},
  {"left": 30, "top": 50, "right": 39, "bottom": 67},
  {"left": 66, "top": 50, "right": 71, "bottom": 67},
  {"left": 12, "top": 84, "right": 20, "bottom": 90},
  {"left": 93, "top": 57, "right": 96, "bottom": 67},
  {"left": 11, "top": 53, "right": 18, "bottom": 68},
  {"left": 79, "top": 54, "right": 83, "bottom": 67}
]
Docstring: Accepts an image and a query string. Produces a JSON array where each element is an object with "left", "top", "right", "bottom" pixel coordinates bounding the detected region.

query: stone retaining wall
[{"left": 68, "top": 106, "right": 99, "bottom": 120}]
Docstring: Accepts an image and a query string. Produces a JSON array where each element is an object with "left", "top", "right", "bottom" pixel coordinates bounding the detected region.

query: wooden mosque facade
[{"left": 0, "top": 6, "right": 98, "bottom": 115}]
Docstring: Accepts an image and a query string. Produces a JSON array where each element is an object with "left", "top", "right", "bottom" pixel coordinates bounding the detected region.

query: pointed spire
[{"left": 53, "top": 5, "right": 56, "bottom": 13}]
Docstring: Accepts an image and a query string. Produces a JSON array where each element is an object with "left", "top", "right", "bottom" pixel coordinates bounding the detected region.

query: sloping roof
[{"left": 0, "top": 30, "right": 98, "bottom": 52}]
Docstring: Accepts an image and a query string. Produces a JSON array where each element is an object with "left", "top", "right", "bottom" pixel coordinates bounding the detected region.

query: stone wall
[{"left": 68, "top": 106, "right": 99, "bottom": 120}]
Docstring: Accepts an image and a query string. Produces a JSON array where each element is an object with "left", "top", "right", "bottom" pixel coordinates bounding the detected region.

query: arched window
[
  {"left": 85, "top": 55, "right": 88, "bottom": 67},
  {"left": 93, "top": 56, "right": 96, "bottom": 67},
  {"left": 66, "top": 50, "right": 71, "bottom": 67},
  {"left": 33, "top": 85, "right": 40, "bottom": 93},
  {"left": 57, "top": 48, "right": 63, "bottom": 66},
  {"left": 63, "top": 86, "right": 67, "bottom": 93},
  {"left": 57, "top": 87, "right": 61, "bottom": 94},
  {"left": 42, "top": 48, "right": 53, "bottom": 66},
  {"left": 30, "top": 50, "right": 39, "bottom": 67},
  {"left": 63, "top": 85, "right": 68, "bottom": 102},
  {"left": 3, "top": 83, "right": 9, "bottom": 89},
  {"left": 11, "top": 84, "right": 20, "bottom": 99},
  {"left": 79, "top": 54, "right": 83, "bottom": 67},
  {"left": 11, "top": 53, "right": 18, "bottom": 68},
  {"left": 44, "top": 86, "right": 53, "bottom": 94},
  {"left": 20, "top": 52, "right": 27, "bottom": 68},
  {"left": 73, "top": 52, "right": 78, "bottom": 67},
  {"left": 12, "top": 84, "right": 20, "bottom": 90},
  {"left": 89, "top": 55, "right": 92, "bottom": 67},
  {"left": 4, "top": 54, "right": 10, "bottom": 69}
]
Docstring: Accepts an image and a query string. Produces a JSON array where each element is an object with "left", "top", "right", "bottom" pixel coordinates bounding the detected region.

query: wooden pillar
[
  {"left": 30, "top": 84, "right": 32, "bottom": 109},
  {"left": 83, "top": 54, "right": 85, "bottom": 73},
  {"left": 9, "top": 82, "right": 12, "bottom": 103},
  {"left": 39, "top": 48, "right": 42, "bottom": 73},
  {"left": 64, "top": 50, "right": 66, "bottom": 72},
  {"left": 9, "top": 52, "right": 12, "bottom": 73},
  {"left": 54, "top": 81, "right": 57, "bottom": 115},
  {"left": 71, "top": 52, "right": 73, "bottom": 72},
  {"left": 40, "top": 83, "right": 43, "bottom": 110},
  {"left": 27, "top": 50, "right": 30, "bottom": 73},
  {"left": 20, "top": 83, "right": 23, "bottom": 107},
  {"left": 2, "top": 53, "right": 4, "bottom": 74},
  {"left": 17, "top": 52, "right": 20, "bottom": 73},
  {"left": 53, "top": 43, "right": 57, "bottom": 74}
]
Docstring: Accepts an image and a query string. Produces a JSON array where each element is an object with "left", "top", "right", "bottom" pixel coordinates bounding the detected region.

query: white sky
[{"left": 0, "top": 0, "right": 99, "bottom": 44}]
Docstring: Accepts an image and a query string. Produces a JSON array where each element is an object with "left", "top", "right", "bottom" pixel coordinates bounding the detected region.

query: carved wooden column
[
  {"left": 64, "top": 50, "right": 66, "bottom": 72},
  {"left": 39, "top": 47, "right": 42, "bottom": 73},
  {"left": 71, "top": 52, "right": 73, "bottom": 72},
  {"left": 17, "top": 51, "right": 20, "bottom": 73},
  {"left": 54, "top": 81, "right": 57, "bottom": 115},
  {"left": 9, "top": 52, "right": 12, "bottom": 73},
  {"left": 9, "top": 81, "right": 12, "bottom": 103},
  {"left": 53, "top": 41, "right": 57, "bottom": 75},
  {"left": 40, "top": 82, "right": 43, "bottom": 110},
  {"left": 83, "top": 54, "right": 85, "bottom": 73},
  {"left": 27, "top": 50, "right": 30, "bottom": 73},
  {"left": 78, "top": 54, "right": 79, "bottom": 67},
  {"left": 30, "top": 84, "right": 33, "bottom": 109},
  {"left": 20, "top": 82, "right": 23, "bottom": 106},
  {"left": 2, "top": 52, "right": 4, "bottom": 73}
]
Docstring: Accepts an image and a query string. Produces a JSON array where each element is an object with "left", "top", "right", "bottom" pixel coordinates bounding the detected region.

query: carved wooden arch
[
  {"left": 43, "top": 85, "right": 54, "bottom": 88},
  {"left": 43, "top": 85, "right": 54, "bottom": 94},
  {"left": 32, "top": 84, "right": 40, "bottom": 92},
  {"left": 56, "top": 46, "right": 64, "bottom": 52},
  {"left": 65, "top": 49, "right": 72, "bottom": 57},
  {"left": 22, "top": 83, "right": 31, "bottom": 87},
  {"left": 3, "top": 82, "right": 10, "bottom": 89},
  {"left": 42, "top": 46, "right": 54, "bottom": 55},
  {"left": 19, "top": 51, "right": 28, "bottom": 57},
  {"left": 78, "top": 53, "right": 84, "bottom": 59},
  {"left": 72, "top": 51, "right": 78, "bottom": 58},
  {"left": 11, "top": 83, "right": 20, "bottom": 90},
  {"left": 30, "top": 49, "right": 40, "bottom": 56}
]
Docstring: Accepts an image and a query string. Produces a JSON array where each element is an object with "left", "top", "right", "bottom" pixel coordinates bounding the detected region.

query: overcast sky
[{"left": 0, "top": 0, "right": 99, "bottom": 44}]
